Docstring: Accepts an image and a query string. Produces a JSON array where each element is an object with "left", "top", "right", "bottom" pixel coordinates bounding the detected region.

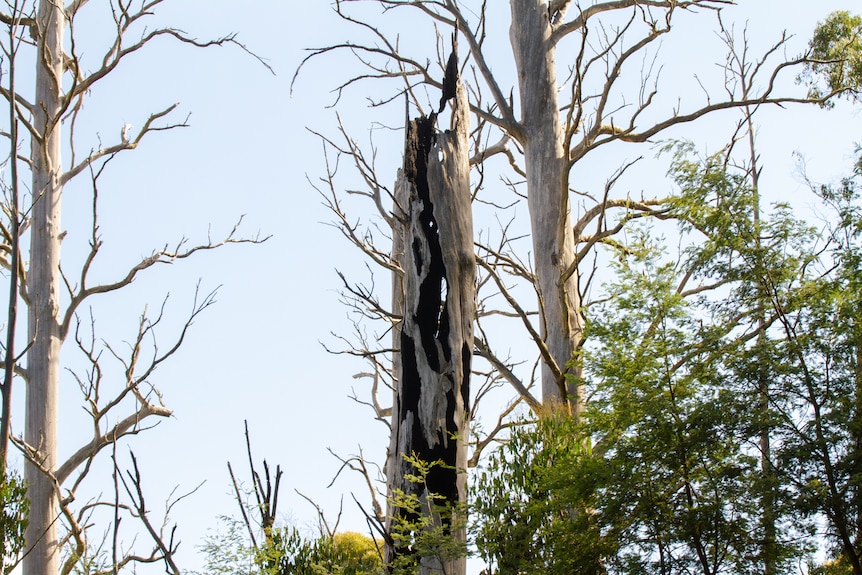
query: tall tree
[
  {"left": 25, "top": 4, "right": 65, "bottom": 572},
  {"left": 299, "top": 0, "right": 854, "bottom": 570},
  {"left": 471, "top": 139, "right": 845, "bottom": 574},
  {"left": 768, "top": 168, "right": 862, "bottom": 574},
  {"left": 0, "top": 4, "right": 30, "bottom": 573},
  {"left": 0, "top": 2, "right": 265, "bottom": 574},
  {"left": 803, "top": 10, "right": 862, "bottom": 105},
  {"left": 304, "top": 0, "right": 849, "bottom": 419}
]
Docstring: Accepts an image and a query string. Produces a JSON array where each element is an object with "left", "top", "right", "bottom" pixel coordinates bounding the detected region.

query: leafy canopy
[{"left": 804, "top": 10, "right": 862, "bottom": 105}]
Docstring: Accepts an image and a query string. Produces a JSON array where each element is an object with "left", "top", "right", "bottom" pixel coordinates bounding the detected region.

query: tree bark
[
  {"left": 386, "top": 77, "right": 473, "bottom": 575},
  {"left": 24, "top": 2, "right": 65, "bottom": 575},
  {"left": 510, "top": 0, "right": 584, "bottom": 414}
]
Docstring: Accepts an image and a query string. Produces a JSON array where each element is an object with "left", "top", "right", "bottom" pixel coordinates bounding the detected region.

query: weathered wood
[
  {"left": 386, "top": 70, "right": 473, "bottom": 575},
  {"left": 25, "top": 3, "right": 66, "bottom": 575},
  {"left": 510, "top": 0, "right": 584, "bottom": 414}
]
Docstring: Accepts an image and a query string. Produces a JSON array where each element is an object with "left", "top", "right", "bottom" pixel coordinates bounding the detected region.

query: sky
[{"left": 5, "top": 0, "right": 862, "bottom": 572}]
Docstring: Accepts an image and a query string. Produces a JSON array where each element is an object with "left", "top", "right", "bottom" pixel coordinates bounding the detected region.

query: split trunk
[{"left": 385, "top": 79, "right": 474, "bottom": 575}]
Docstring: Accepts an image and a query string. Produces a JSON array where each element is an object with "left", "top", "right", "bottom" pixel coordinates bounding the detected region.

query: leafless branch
[
  {"left": 61, "top": 214, "right": 266, "bottom": 340},
  {"left": 474, "top": 338, "right": 540, "bottom": 411},
  {"left": 469, "top": 399, "right": 522, "bottom": 467},
  {"left": 296, "top": 489, "right": 343, "bottom": 539},
  {"left": 326, "top": 447, "right": 386, "bottom": 526},
  {"left": 553, "top": 0, "right": 730, "bottom": 42},
  {"left": 350, "top": 369, "right": 394, "bottom": 421},
  {"left": 55, "top": 281, "right": 219, "bottom": 485},
  {"left": 117, "top": 452, "right": 183, "bottom": 575},
  {"left": 60, "top": 104, "right": 187, "bottom": 186}
]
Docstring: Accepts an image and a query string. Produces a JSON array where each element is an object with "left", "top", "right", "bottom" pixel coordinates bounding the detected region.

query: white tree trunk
[
  {"left": 510, "top": 0, "right": 584, "bottom": 414},
  {"left": 24, "top": 2, "right": 65, "bottom": 575},
  {"left": 386, "top": 79, "right": 473, "bottom": 575}
]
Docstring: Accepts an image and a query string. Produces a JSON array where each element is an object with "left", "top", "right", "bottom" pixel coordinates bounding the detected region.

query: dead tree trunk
[
  {"left": 385, "top": 72, "right": 474, "bottom": 575},
  {"left": 25, "top": 3, "right": 65, "bottom": 575},
  {"left": 510, "top": 0, "right": 584, "bottom": 414}
]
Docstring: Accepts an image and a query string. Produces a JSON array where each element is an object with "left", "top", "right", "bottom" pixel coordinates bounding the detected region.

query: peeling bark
[{"left": 386, "top": 76, "right": 473, "bottom": 575}]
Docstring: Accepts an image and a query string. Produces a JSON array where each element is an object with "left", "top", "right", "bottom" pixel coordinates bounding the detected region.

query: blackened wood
[{"left": 386, "top": 73, "right": 473, "bottom": 575}]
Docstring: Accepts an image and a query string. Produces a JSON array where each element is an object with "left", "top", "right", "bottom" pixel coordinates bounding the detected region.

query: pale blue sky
[{"left": 14, "top": 1, "right": 862, "bottom": 572}]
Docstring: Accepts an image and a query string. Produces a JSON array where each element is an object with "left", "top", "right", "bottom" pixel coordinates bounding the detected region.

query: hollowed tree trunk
[{"left": 385, "top": 78, "right": 474, "bottom": 575}]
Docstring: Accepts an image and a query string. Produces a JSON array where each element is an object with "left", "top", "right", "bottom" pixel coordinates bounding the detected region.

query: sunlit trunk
[
  {"left": 510, "top": 0, "right": 584, "bottom": 414},
  {"left": 24, "top": 3, "right": 65, "bottom": 575}
]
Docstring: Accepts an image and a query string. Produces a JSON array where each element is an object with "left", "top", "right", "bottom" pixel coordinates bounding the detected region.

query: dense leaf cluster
[
  {"left": 804, "top": 10, "right": 862, "bottom": 105},
  {"left": 472, "top": 145, "right": 862, "bottom": 574},
  {"left": 0, "top": 472, "right": 27, "bottom": 575},
  {"left": 197, "top": 521, "right": 381, "bottom": 575}
]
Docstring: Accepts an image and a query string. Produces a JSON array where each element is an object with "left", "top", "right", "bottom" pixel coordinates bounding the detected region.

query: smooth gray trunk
[
  {"left": 510, "top": 0, "right": 584, "bottom": 413},
  {"left": 24, "top": 2, "right": 65, "bottom": 575}
]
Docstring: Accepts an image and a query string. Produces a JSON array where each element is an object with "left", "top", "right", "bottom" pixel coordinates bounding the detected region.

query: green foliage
[
  {"left": 196, "top": 517, "right": 260, "bottom": 575},
  {"left": 472, "top": 414, "right": 609, "bottom": 575},
  {"left": 766, "top": 172, "right": 862, "bottom": 570},
  {"left": 387, "top": 454, "right": 467, "bottom": 574},
  {"left": 328, "top": 532, "right": 381, "bottom": 574},
  {"left": 0, "top": 471, "right": 27, "bottom": 574},
  {"left": 581, "top": 240, "right": 783, "bottom": 575},
  {"left": 263, "top": 528, "right": 382, "bottom": 575},
  {"left": 196, "top": 517, "right": 382, "bottom": 575},
  {"left": 803, "top": 10, "right": 862, "bottom": 106},
  {"left": 471, "top": 144, "right": 842, "bottom": 574},
  {"left": 810, "top": 556, "right": 856, "bottom": 575},
  {"left": 664, "top": 141, "right": 816, "bottom": 293}
]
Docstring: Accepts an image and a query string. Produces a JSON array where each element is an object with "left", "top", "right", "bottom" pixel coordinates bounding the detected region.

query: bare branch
[
  {"left": 326, "top": 447, "right": 386, "bottom": 526},
  {"left": 118, "top": 452, "right": 182, "bottom": 575},
  {"left": 553, "top": 0, "right": 730, "bottom": 43},
  {"left": 468, "top": 399, "right": 522, "bottom": 467},
  {"left": 474, "top": 338, "right": 540, "bottom": 411},
  {"left": 476, "top": 257, "right": 563, "bottom": 384},
  {"left": 59, "top": 104, "right": 186, "bottom": 186},
  {"left": 350, "top": 369, "right": 393, "bottom": 421},
  {"left": 61, "top": 217, "right": 267, "bottom": 340}
]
